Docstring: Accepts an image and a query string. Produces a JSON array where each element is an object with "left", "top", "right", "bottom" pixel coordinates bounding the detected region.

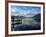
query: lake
[{"left": 11, "top": 17, "right": 41, "bottom": 31}]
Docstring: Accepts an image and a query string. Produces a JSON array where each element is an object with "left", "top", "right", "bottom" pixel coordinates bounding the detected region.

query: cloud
[
  {"left": 11, "top": 6, "right": 40, "bottom": 17},
  {"left": 11, "top": 10, "right": 40, "bottom": 17}
]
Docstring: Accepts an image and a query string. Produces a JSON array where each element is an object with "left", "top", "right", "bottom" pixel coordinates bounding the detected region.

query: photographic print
[
  {"left": 11, "top": 5, "right": 41, "bottom": 31},
  {"left": 5, "top": 1, "right": 45, "bottom": 36}
]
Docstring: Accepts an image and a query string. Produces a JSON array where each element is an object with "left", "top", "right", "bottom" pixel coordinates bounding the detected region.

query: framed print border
[{"left": 5, "top": 1, "right": 45, "bottom": 37}]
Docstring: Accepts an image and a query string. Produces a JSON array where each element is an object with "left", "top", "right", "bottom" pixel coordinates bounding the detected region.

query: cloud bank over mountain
[{"left": 11, "top": 6, "right": 41, "bottom": 17}]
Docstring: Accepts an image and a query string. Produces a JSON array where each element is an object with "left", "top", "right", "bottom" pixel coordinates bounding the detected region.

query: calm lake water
[{"left": 11, "top": 18, "right": 41, "bottom": 31}]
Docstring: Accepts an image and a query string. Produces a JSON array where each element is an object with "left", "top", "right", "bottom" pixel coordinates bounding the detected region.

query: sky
[{"left": 11, "top": 6, "right": 41, "bottom": 17}]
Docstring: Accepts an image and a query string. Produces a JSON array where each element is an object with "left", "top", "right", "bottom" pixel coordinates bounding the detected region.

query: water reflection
[{"left": 11, "top": 16, "right": 41, "bottom": 31}]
